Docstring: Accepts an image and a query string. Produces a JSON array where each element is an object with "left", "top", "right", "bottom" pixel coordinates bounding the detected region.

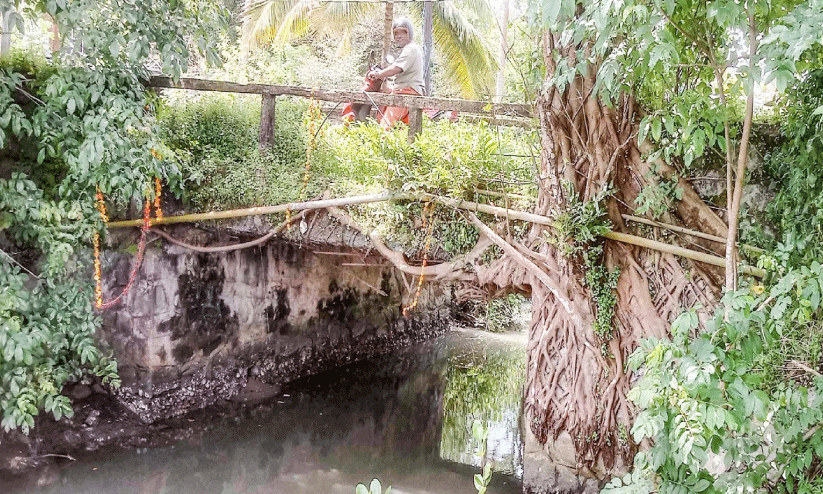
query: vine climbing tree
[{"left": 517, "top": 0, "right": 823, "bottom": 473}]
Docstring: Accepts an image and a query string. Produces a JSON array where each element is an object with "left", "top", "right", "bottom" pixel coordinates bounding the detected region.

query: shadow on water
[{"left": 6, "top": 329, "right": 525, "bottom": 494}]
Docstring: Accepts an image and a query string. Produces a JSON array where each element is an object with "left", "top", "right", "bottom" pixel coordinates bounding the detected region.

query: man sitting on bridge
[{"left": 367, "top": 17, "right": 425, "bottom": 130}]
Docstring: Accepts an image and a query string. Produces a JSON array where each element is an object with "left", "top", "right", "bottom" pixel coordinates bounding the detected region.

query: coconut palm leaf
[
  {"left": 314, "top": 1, "right": 372, "bottom": 33},
  {"left": 273, "top": 0, "right": 317, "bottom": 44},
  {"left": 241, "top": 0, "right": 318, "bottom": 48},
  {"left": 431, "top": 1, "right": 497, "bottom": 99}
]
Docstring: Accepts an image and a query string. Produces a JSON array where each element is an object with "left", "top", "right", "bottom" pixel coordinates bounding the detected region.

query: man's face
[{"left": 393, "top": 28, "right": 410, "bottom": 48}]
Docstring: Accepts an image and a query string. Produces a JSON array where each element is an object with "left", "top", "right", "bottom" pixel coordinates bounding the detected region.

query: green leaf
[
  {"left": 693, "top": 479, "right": 711, "bottom": 492},
  {"left": 652, "top": 118, "right": 662, "bottom": 142},
  {"left": 369, "top": 479, "right": 382, "bottom": 494},
  {"left": 542, "top": 0, "right": 563, "bottom": 27},
  {"left": 474, "top": 473, "right": 484, "bottom": 491},
  {"left": 109, "top": 39, "right": 120, "bottom": 58}
]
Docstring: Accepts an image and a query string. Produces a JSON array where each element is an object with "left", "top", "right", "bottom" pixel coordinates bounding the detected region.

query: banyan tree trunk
[{"left": 523, "top": 32, "right": 726, "bottom": 471}]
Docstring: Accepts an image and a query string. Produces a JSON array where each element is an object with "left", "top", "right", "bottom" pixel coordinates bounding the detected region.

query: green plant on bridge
[
  {"left": 312, "top": 117, "right": 535, "bottom": 257},
  {"left": 158, "top": 94, "right": 322, "bottom": 211}
]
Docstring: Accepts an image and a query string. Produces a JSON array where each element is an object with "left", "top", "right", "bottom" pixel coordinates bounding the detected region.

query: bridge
[{"left": 145, "top": 76, "right": 534, "bottom": 145}]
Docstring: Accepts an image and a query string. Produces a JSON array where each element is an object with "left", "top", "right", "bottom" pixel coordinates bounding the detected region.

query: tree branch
[
  {"left": 326, "top": 206, "right": 491, "bottom": 281},
  {"left": 724, "top": 9, "right": 758, "bottom": 290},
  {"left": 465, "top": 211, "right": 584, "bottom": 324}
]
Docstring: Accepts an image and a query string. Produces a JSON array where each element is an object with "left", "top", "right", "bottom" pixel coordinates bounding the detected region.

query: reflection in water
[
  {"left": 7, "top": 330, "right": 524, "bottom": 494},
  {"left": 440, "top": 334, "right": 525, "bottom": 478}
]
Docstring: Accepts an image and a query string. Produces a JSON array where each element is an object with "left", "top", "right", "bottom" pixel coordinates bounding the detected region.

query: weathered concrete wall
[
  {"left": 522, "top": 428, "right": 602, "bottom": 494},
  {"left": 98, "top": 224, "right": 451, "bottom": 423}
]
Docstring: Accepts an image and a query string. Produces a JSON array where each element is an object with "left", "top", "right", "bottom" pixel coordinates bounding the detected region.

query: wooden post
[
  {"left": 408, "top": 107, "right": 422, "bottom": 143},
  {"left": 423, "top": 1, "right": 433, "bottom": 96},
  {"left": 259, "top": 93, "right": 276, "bottom": 151}
]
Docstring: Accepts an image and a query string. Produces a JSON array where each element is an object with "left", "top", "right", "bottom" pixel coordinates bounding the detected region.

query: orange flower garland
[
  {"left": 154, "top": 177, "right": 163, "bottom": 222},
  {"left": 93, "top": 231, "right": 103, "bottom": 308},
  {"left": 402, "top": 201, "right": 435, "bottom": 317},
  {"left": 93, "top": 179, "right": 161, "bottom": 310},
  {"left": 94, "top": 187, "right": 108, "bottom": 308}
]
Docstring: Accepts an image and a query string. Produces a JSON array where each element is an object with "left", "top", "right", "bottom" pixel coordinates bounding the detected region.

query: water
[{"left": 7, "top": 329, "right": 525, "bottom": 494}]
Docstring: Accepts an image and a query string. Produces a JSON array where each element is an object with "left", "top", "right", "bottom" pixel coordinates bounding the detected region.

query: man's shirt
[{"left": 392, "top": 43, "right": 425, "bottom": 96}]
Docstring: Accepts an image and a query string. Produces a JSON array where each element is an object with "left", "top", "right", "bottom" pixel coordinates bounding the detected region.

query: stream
[{"left": 4, "top": 328, "right": 526, "bottom": 494}]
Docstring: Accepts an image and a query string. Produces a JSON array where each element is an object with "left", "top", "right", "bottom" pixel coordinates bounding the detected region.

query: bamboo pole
[
  {"left": 422, "top": 194, "right": 553, "bottom": 226},
  {"left": 106, "top": 192, "right": 401, "bottom": 228},
  {"left": 602, "top": 231, "right": 765, "bottom": 278},
  {"left": 622, "top": 214, "right": 764, "bottom": 254},
  {"left": 107, "top": 192, "right": 765, "bottom": 277}
]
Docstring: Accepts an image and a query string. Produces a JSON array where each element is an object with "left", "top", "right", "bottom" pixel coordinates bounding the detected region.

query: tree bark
[
  {"left": 724, "top": 11, "right": 758, "bottom": 291},
  {"left": 1, "top": 9, "right": 12, "bottom": 56},
  {"left": 423, "top": 0, "right": 433, "bottom": 96},
  {"left": 524, "top": 30, "right": 724, "bottom": 470},
  {"left": 258, "top": 94, "right": 276, "bottom": 151}
]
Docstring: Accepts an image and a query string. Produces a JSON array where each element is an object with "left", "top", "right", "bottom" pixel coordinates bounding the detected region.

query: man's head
[{"left": 392, "top": 17, "right": 414, "bottom": 47}]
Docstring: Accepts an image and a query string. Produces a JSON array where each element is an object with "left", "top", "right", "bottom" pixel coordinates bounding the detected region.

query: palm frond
[
  {"left": 274, "top": 0, "right": 316, "bottom": 45},
  {"left": 314, "top": 1, "right": 375, "bottom": 37},
  {"left": 241, "top": 0, "right": 316, "bottom": 49},
  {"left": 453, "top": 0, "right": 495, "bottom": 25},
  {"left": 433, "top": 1, "right": 497, "bottom": 99},
  {"left": 336, "top": 27, "right": 352, "bottom": 56}
]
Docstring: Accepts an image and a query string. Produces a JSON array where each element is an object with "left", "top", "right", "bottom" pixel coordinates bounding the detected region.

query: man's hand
[{"left": 367, "top": 65, "right": 403, "bottom": 81}]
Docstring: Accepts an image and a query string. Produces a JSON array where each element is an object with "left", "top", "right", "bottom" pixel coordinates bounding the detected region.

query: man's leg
[{"left": 379, "top": 88, "right": 420, "bottom": 130}]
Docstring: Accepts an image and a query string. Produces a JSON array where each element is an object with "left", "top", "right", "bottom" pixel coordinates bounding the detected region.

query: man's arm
[{"left": 367, "top": 65, "right": 402, "bottom": 80}]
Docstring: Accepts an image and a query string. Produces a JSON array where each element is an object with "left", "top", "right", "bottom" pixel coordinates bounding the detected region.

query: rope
[{"left": 148, "top": 210, "right": 306, "bottom": 254}]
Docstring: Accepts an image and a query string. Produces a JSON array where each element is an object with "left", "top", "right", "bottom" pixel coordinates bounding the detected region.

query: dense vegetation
[
  {"left": 0, "top": 0, "right": 225, "bottom": 433},
  {"left": 2, "top": 0, "right": 823, "bottom": 493}
]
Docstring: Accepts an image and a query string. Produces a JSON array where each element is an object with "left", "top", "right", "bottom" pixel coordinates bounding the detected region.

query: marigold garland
[
  {"left": 402, "top": 201, "right": 435, "bottom": 317},
  {"left": 286, "top": 99, "right": 321, "bottom": 229},
  {"left": 93, "top": 179, "right": 161, "bottom": 310},
  {"left": 154, "top": 177, "right": 163, "bottom": 221},
  {"left": 95, "top": 187, "right": 108, "bottom": 222},
  {"left": 93, "top": 231, "right": 103, "bottom": 308}
]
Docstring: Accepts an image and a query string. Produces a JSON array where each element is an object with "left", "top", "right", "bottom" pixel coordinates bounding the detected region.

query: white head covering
[{"left": 392, "top": 17, "right": 415, "bottom": 42}]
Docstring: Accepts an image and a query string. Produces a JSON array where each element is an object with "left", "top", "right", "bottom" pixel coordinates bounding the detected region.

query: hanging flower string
[
  {"left": 93, "top": 187, "right": 108, "bottom": 308},
  {"left": 403, "top": 201, "right": 435, "bottom": 317},
  {"left": 93, "top": 231, "right": 103, "bottom": 308},
  {"left": 286, "top": 98, "right": 321, "bottom": 229},
  {"left": 154, "top": 176, "right": 163, "bottom": 222},
  {"left": 94, "top": 179, "right": 160, "bottom": 310}
]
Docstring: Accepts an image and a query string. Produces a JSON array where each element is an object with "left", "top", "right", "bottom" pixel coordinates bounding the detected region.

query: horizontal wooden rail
[
  {"left": 108, "top": 192, "right": 765, "bottom": 278},
  {"left": 146, "top": 76, "right": 533, "bottom": 118}
]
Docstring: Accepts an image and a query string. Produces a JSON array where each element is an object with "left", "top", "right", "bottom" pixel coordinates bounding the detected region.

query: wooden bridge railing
[{"left": 146, "top": 76, "right": 534, "bottom": 146}]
